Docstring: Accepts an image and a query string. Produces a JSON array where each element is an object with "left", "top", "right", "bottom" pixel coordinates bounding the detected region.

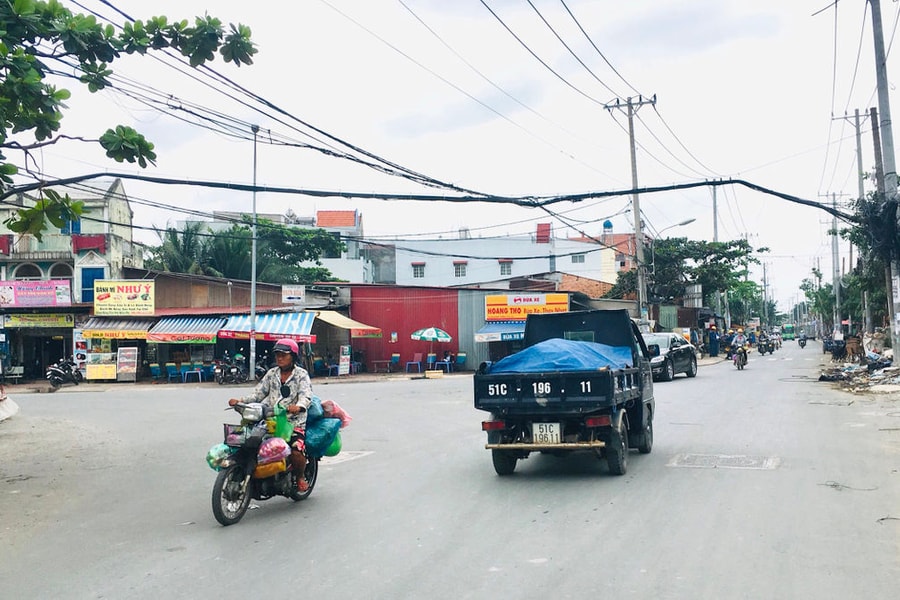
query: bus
[{"left": 782, "top": 324, "right": 795, "bottom": 340}]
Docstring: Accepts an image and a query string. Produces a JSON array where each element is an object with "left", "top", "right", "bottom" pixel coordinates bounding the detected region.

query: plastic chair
[
  {"left": 390, "top": 353, "right": 400, "bottom": 372},
  {"left": 455, "top": 352, "right": 467, "bottom": 370},
  {"left": 406, "top": 352, "right": 423, "bottom": 373},
  {"left": 149, "top": 363, "right": 162, "bottom": 381},
  {"left": 426, "top": 353, "right": 437, "bottom": 370},
  {"left": 165, "top": 363, "right": 180, "bottom": 383}
]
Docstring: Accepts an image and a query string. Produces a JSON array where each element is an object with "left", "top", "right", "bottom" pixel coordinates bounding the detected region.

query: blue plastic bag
[
  {"left": 306, "top": 395, "right": 324, "bottom": 424},
  {"left": 305, "top": 417, "right": 341, "bottom": 456}
]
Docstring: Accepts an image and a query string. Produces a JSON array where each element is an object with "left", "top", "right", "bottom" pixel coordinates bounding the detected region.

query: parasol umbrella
[
  {"left": 411, "top": 327, "right": 452, "bottom": 360},
  {"left": 410, "top": 327, "right": 452, "bottom": 343}
]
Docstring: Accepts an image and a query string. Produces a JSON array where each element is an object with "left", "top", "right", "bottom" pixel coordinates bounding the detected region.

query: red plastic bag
[{"left": 321, "top": 399, "right": 352, "bottom": 429}]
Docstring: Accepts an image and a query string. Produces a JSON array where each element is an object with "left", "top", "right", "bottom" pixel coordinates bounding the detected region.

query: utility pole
[
  {"left": 871, "top": 0, "right": 900, "bottom": 347},
  {"left": 833, "top": 109, "right": 871, "bottom": 332},
  {"left": 605, "top": 95, "right": 656, "bottom": 324}
]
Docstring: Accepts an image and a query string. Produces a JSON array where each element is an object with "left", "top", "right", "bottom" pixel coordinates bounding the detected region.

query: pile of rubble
[{"left": 818, "top": 330, "right": 897, "bottom": 394}]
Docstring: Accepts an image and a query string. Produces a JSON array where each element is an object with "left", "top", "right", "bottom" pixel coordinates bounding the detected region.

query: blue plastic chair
[
  {"left": 165, "top": 363, "right": 180, "bottom": 383},
  {"left": 455, "top": 352, "right": 467, "bottom": 371},
  {"left": 149, "top": 363, "right": 162, "bottom": 381},
  {"left": 426, "top": 353, "right": 436, "bottom": 370}
]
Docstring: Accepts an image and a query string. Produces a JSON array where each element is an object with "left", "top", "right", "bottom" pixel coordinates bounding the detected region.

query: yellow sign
[
  {"left": 94, "top": 280, "right": 155, "bottom": 316},
  {"left": 81, "top": 328, "right": 148, "bottom": 340},
  {"left": 3, "top": 313, "right": 75, "bottom": 328},
  {"left": 485, "top": 293, "right": 569, "bottom": 321},
  {"left": 86, "top": 363, "right": 117, "bottom": 380}
]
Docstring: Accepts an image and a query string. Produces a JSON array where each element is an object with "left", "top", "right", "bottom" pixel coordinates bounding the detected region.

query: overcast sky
[{"left": 30, "top": 0, "right": 900, "bottom": 310}]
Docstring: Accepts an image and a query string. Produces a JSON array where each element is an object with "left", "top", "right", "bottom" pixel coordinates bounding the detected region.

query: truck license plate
[{"left": 532, "top": 422, "right": 560, "bottom": 444}]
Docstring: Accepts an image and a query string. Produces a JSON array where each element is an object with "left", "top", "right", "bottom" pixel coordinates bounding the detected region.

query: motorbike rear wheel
[
  {"left": 49, "top": 376, "right": 62, "bottom": 389},
  {"left": 290, "top": 457, "right": 319, "bottom": 501},
  {"left": 212, "top": 465, "right": 252, "bottom": 526}
]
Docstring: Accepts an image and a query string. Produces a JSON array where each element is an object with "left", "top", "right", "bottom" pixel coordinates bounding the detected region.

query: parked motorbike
[
  {"left": 208, "top": 389, "right": 317, "bottom": 526},
  {"left": 733, "top": 344, "right": 748, "bottom": 370},
  {"left": 46, "top": 356, "right": 83, "bottom": 390},
  {"left": 255, "top": 350, "right": 270, "bottom": 382},
  {"left": 798, "top": 337, "right": 807, "bottom": 349}
]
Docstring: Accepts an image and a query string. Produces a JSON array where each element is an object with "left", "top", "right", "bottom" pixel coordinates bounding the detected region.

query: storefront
[
  {"left": 312, "top": 310, "right": 382, "bottom": 375},
  {"left": 474, "top": 293, "right": 569, "bottom": 362},
  {"left": 146, "top": 315, "right": 227, "bottom": 369},
  {"left": 79, "top": 317, "right": 155, "bottom": 381}
]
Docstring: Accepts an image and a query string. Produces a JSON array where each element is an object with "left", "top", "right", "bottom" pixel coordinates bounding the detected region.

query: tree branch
[{"left": 3, "top": 135, "right": 99, "bottom": 152}]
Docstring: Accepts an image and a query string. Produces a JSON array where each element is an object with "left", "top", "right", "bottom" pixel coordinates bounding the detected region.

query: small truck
[{"left": 474, "top": 309, "right": 655, "bottom": 476}]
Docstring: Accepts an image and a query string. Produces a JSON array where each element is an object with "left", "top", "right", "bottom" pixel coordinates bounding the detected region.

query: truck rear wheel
[
  {"left": 636, "top": 413, "right": 653, "bottom": 454},
  {"left": 606, "top": 420, "right": 628, "bottom": 475},
  {"left": 491, "top": 450, "right": 517, "bottom": 476}
]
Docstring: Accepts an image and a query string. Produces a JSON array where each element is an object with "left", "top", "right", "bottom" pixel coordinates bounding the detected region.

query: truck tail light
[
  {"left": 482, "top": 420, "right": 506, "bottom": 431},
  {"left": 585, "top": 415, "right": 611, "bottom": 428}
]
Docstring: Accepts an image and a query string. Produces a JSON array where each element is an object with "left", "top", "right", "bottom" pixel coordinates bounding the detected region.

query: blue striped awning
[
  {"left": 146, "top": 316, "right": 227, "bottom": 344},
  {"left": 219, "top": 312, "right": 317, "bottom": 343},
  {"left": 474, "top": 321, "right": 525, "bottom": 342}
]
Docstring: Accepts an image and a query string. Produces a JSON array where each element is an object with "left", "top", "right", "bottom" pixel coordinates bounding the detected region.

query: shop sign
[
  {"left": 282, "top": 285, "right": 305, "bottom": 304},
  {"left": 94, "top": 280, "right": 155, "bottom": 316},
  {"left": 484, "top": 293, "right": 569, "bottom": 322},
  {"left": 2, "top": 313, "right": 75, "bottom": 328},
  {"left": 0, "top": 280, "right": 72, "bottom": 307},
  {"left": 81, "top": 328, "right": 148, "bottom": 340}
]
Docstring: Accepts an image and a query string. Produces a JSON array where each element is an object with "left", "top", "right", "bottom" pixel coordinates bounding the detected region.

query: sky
[{"left": 24, "top": 0, "right": 900, "bottom": 311}]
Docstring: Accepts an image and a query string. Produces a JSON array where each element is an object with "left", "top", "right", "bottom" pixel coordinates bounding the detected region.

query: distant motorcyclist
[{"left": 732, "top": 328, "right": 749, "bottom": 351}]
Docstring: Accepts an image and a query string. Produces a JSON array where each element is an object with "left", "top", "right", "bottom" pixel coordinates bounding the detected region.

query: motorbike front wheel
[
  {"left": 212, "top": 465, "right": 252, "bottom": 526},
  {"left": 48, "top": 376, "right": 62, "bottom": 389}
]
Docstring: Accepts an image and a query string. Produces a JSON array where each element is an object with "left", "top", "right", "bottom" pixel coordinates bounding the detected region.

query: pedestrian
[{"left": 708, "top": 325, "right": 719, "bottom": 357}]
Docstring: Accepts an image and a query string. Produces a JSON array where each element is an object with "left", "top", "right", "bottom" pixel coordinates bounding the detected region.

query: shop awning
[
  {"left": 475, "top": 321, "right": 525, "bottom": 343},
  {"left": 146, "top": 316, "right": 227, "bottom": 344},
  {"left": 315, "top": 311, "right": 382, "bottom": 338},
  {"left": 81, "top": 317, "right": 156, "bottom": 339},
  {"left": 219, "top": 312, "right": 317, "bottom": 343}
]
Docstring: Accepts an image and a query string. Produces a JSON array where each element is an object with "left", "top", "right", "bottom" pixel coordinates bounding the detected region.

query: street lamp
[{"left": 648, "top": 218, "right": 696, "bottom": 300}]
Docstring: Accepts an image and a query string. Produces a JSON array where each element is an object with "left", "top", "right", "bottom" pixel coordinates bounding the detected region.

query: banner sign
[
  {"left": 0, "top": 280, "right": 72, "bottom": 307},
  {"left": 484, "top": 293, "right": 569, "bottom": 322},
  {"left": 93, "top": 280, "right": 155, "bottom": 316},
  {"left": 3, "top": 313, "right": 75, "bottom": 328}
]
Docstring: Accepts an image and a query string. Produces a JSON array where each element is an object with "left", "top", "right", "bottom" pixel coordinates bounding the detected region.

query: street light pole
[{"left": 249, "top": 124, "right": 259, "bottom": 378}]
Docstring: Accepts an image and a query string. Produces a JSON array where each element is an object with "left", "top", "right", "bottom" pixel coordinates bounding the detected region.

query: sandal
[{"left": 297, "top": 478, "right": 309, "bottom": 492}]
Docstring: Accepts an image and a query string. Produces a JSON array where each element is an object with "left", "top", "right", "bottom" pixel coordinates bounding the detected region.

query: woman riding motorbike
[{"left": 229, "top": 338, "right": 313, "bottom": 492}]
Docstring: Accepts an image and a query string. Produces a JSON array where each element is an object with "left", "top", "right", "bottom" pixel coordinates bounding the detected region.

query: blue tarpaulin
[{"left": 486, "top": 338, "right": 633, "bottom": 373}]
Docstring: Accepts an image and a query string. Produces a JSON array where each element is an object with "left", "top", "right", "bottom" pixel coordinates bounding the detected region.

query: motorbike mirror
[{"left": 280, "top": 384, "right": 291, "bottom": 399}]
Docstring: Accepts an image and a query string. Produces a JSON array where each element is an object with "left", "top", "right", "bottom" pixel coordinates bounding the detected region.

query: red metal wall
[{"left": 349, "top": 287, "right": 459, "bottom": 370}]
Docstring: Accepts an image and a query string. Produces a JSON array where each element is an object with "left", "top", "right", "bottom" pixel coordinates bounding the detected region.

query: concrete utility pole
[
  {"left": 249, "top": 124, "right": 259, "bottom": 378},
  {"left": 871, "top": 0, "right": 900, "bottom": 346},
  {"left": 604, "top": 95, "right": 656, "bottom": 323},
  {"left": 820, "top": 191, "right": 848, "bottom": 333},
  {"left": 833, "top": 109, "right": 871, "bottom": 331}
]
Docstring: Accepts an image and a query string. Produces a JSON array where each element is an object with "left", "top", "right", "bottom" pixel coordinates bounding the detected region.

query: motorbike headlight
[{"left": 241, "top": 403, "right": 264, "bottom": 422}]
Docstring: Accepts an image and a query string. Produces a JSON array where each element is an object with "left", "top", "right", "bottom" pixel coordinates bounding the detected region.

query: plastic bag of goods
[
  {"left": 253, "top": 459, "right": 287, "bottom": 478},
  {"left": 305, "top": 418, "right": 342, "bottom": 456},
  {"left": 206, "top": 443, "right": 236, "bottom": 471},
  {"left": 321, "top": 399, "right": 353, "bottom": 429},
  {"left": 257, "top": 437, "right": 290, "bottom": 465},
  {"left": 306, "top": 395, "right": 325, "bottom": 425}
]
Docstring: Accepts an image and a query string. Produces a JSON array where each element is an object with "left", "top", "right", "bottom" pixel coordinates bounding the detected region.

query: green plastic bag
[{"left": 273, "top": 404, "right": 293, "bottom": 441}]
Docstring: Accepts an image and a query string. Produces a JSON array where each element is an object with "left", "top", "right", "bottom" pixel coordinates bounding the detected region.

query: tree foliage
[
  {"left": 145, "top": 219, "right": 346, "bottom": 285},
  {"left": 0, "top": 1, "right": 256, "bottom": 238},
  {"left": 604, "top": 237, "right": 763, "bottom": 307}
]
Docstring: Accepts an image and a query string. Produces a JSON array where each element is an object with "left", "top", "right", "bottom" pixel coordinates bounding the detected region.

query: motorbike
[
  {"left": 757, "top": 338, "right": 774, "bottom": 355},
  {"left": 733, "top": 344, "right": 749, "bottom": 370},
  {"left": 255, "top": 350, "right": 270, "bottom": 382},
  {"left": 216, "top": 351, "right": 248, "bottom": 385},
  {"left": 46, "top": 356, "right": 83, "bottom": 390},
  {"left": 798, "top": 337, "right": 807, "bottom": 349},
  {"left": 208, "top": 387, "right": 324, "bottom": 526}
]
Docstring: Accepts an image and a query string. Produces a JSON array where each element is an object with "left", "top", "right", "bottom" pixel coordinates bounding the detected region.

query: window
[
  {"left": 13, "top": 264, "right": 41, "bottom": 280},
  {"left": 454, "top": 263, "right": 467, "bottom": 277},
  {"left": 500, "top": 262, "right": 511, "bottom": 276},
  {"left": 571, "top": 253, "right": 585, "bottom": 264},
  {"left": 60, "top": 219, "right": 81, "bottom": 235},
  {"left": 412, "top": 264, "right": 425, "bottom": 278}
]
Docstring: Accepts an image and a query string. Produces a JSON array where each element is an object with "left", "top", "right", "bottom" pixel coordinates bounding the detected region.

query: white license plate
[
  {"left": 532, "top": 422, "right": 561, "bottom": 444},
  {"left": 230, "top": 368, "right": 238, "bottom": 373}
]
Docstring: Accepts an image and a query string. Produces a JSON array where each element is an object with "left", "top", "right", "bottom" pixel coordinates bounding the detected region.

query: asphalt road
[{"left": 1, "top": 340, "right": 898, "bottom": 599}]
